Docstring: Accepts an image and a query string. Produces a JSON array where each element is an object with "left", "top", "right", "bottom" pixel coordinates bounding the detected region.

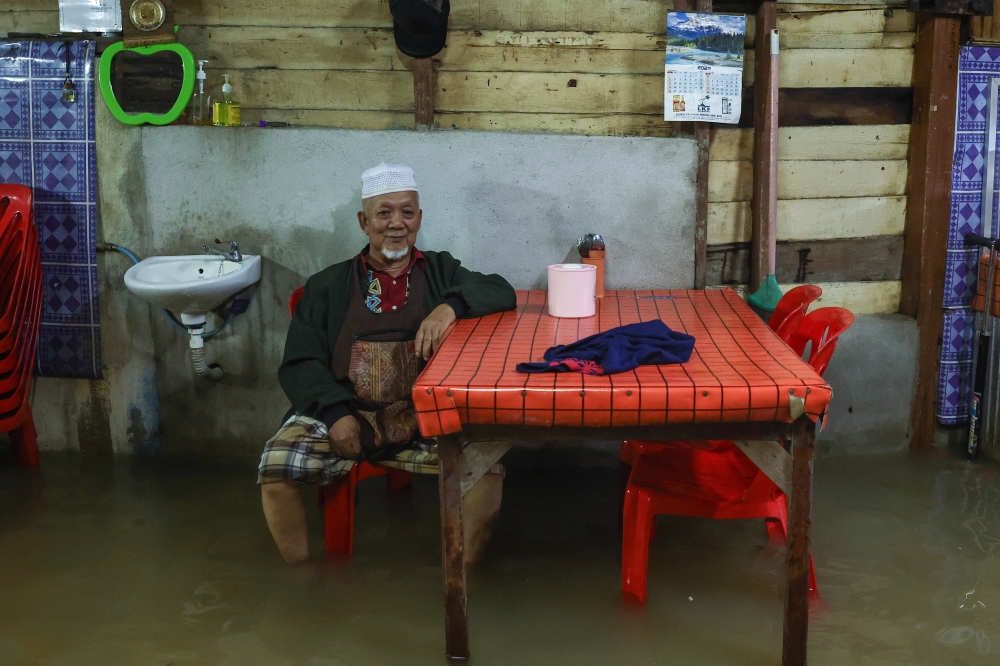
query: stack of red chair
[{"left": 0, "top": 185, "right": 43, "bottom": 467}]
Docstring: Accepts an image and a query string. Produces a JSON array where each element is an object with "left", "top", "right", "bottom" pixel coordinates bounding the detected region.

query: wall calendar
[{"left": 664, "top": 12, "right": 746, "bottom": 124}]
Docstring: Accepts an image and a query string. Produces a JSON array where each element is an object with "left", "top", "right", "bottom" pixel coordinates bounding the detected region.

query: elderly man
[{"left": 259, "top": 163, "right": 517, "bottom": 563}]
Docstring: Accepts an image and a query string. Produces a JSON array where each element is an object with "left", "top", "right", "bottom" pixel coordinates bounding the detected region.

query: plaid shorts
[{"left": 257, "top": 414, "right": 439, "bottom": 485}]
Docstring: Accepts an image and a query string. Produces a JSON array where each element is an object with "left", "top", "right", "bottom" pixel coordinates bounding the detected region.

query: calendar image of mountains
[{"left": 664, "top": 12, "right": 745, "bottom": 124}]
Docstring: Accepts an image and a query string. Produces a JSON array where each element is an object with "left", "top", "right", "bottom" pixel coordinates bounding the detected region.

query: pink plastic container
[{"left": 547, "top": 263, "right": 597, "bottom": 318}]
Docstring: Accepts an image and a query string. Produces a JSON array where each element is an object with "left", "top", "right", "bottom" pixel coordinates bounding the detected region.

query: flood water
[{"left": 1, "top": 447, "right": 999, "bottom": 665}]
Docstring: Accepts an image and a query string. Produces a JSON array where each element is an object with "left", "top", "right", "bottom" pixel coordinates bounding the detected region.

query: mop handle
[{"left": 965, "top": 232, "right": 1000, "bottom": 333}]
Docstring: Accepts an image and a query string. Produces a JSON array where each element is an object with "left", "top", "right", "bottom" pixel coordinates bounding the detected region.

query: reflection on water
[
  {"left": 925, "top": 465, "right": 1000, "bottom": 662},
  {"left": 0, "top": 448, "right": 999, "bottom": 665}
]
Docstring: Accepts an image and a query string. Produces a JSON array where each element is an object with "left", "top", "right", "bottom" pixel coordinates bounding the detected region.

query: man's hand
[
  {"left": 328, "top": 415, "right": 362, "bottom": 459},
  {"left": 415, "top": 303, "right": 457, "bottom": 360}
]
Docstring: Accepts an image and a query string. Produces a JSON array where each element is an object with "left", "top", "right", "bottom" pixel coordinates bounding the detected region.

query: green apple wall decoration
[{"left": 98, "top": 41, "right": 195, "bottom": 125}]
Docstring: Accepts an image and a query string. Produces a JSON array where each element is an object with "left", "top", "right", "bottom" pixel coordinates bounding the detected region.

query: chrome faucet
[{"left": 204, "top": 239, "right": 242, "bottom": 262}]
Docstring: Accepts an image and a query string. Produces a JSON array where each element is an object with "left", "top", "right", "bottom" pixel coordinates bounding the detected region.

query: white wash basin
[{"left": 124, "top": 254, "right": 262, "bottom": 315}]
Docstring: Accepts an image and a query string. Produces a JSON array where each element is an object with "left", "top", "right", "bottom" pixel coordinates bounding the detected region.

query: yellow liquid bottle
[{"left": 212, "top": 74, "right": 241, "bottom": 127}]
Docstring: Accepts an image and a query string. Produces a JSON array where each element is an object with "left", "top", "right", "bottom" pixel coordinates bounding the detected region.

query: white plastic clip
[
  {"left": 789, "top": 392, "right": 805, "bottom": 420},
  {"left": 770, "top": 29, "right": 779, "bottom": 56}
]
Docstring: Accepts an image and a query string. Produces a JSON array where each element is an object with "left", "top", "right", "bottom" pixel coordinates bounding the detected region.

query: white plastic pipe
[{"left": 181, "top": 313, "right": 223, "bottom": 380}]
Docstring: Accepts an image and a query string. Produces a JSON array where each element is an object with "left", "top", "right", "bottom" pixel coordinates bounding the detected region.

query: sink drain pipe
[
  {"left": 99, "top": 243, "right": 238, "bottom": 380},
  {"left": 180, "top": 313, "right": 225, "bottom": 381}
]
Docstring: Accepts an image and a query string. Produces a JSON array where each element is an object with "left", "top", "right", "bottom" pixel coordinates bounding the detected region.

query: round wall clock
[{"left": 129, "top": 0, "right": 167, "bottom": 32}]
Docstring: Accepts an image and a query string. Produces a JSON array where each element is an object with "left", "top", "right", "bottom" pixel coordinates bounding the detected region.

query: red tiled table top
[{"left": 412, "top": 289, "right": 832, "bottom": 437}]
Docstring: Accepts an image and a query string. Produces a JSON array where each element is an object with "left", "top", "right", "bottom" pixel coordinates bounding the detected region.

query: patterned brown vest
[{"left": 332, "top": 254, "right": 426, "bottom": 460}]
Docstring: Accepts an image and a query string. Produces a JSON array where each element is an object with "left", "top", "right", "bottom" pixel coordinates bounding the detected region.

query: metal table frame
[{"left": 435, "top": 416, "right": 816, "bottom": 666}]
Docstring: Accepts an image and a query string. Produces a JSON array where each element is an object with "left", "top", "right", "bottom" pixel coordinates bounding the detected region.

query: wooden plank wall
[
  {"left": 971, "top": 0, "right": 1000, "bottom": 40},
  {"left": 5, "top": 1, "right": 914, "bottom": 314},
  {"left": 707, "top": 7, "right": 912, "bottom": 314}
]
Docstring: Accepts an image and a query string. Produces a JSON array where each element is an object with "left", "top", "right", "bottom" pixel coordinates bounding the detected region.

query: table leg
[
  {"left": 438, "top": 433, "right": 470, "bottom": 660},
  {"left": 782, "top": 415, "right": 815, "bottom": 666}
]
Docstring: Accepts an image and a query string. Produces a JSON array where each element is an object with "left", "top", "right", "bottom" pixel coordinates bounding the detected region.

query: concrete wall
[
  {"left": 39, "top": 126, "right": 698, "bottom": 455},
  {"left": 140, "top": 128, "right": 698, "bottom": 289},
  {"left": 34, "top": 98, "right": 161, "bottom": 455},
  {"left": 30, "top": 120, "right": 919, "bottom": 459},
  {"left": 815, "top": 314, "right": 919, "bottom": 456}
]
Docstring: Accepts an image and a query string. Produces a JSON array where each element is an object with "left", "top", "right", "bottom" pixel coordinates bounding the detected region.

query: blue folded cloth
[{"left": 516, "top": 320, "right": 695, "bottom": 376}]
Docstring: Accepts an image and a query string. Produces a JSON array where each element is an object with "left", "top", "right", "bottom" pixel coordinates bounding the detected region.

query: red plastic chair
[
  {"left": 0, "top": 186, "right": 42, "bottom": 468},
  {"left": 288, "top": 285, "right": 413, "bottom": 556},
  {"left": 0, "top": 205, "right": 41, "bottom": 380},
  {"left": 768, "top": 285, "right": 823, "bottom": 341},
  {"left": 618, "top": 286, "right": 824, "bottom": 472},
  {"left": 0, "top": 216, "right": 39, "bottom": 334},
  {"left": 288, "top": 285, "right": 304, "bottom": 319},
  {"left": 0, "top": 235, "right": 42, "bottom": 362},
  {"left": 622, "top": 442, "right": 805, "bottom": 603},
  {"left": 0, "top": 194, "right": 42, "bottom": 405},
  {"left": 620, "top": 307, "right": 854, "bottom": 603},
  {"left": 785, "top": 307, "right": 855, "bottom": 378}
]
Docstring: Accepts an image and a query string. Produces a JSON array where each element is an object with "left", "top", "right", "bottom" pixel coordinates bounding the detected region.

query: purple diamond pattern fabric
[
  {"left": 939, "top": 47, "right": 1000, "bottom": 423},
  {"left": 0, "top": 41, "right": 101, "bottom": 379},
  {"left": 939, "top": 309, "right": 976, "bottom": 423}
]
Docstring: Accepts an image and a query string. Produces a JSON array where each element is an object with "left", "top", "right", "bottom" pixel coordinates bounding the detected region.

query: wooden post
[
  {"left": 900, "top": 16, "right": 961, "bottom": 449},
  {"left": 751, "top": 2, "right": 779, "bottom": 293},
  {"left": 437, "top": 433, "right": 469, "bottom": 660},
  {"left": 782, "top": 415, "right": 816, "bottom": 666},
  {"left": 691, "top": 0, "right": 713, "bottom": 290},
  {"left": 413, "top": 57, "right": 435, "bottom": 129},
  {"left": 693, "top": 125, "right": 710, "bottom": 289},
  {"left": 971, "top": 0, "right": 1000, "bottom": 41}
]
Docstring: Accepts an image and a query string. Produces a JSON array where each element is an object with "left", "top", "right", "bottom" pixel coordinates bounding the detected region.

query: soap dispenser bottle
[
  {"left": 212, "top": 75, "right": 241, "bottom": 127},
  {"left": 189, "top": 60, "right": 211, "bottom": 125}
]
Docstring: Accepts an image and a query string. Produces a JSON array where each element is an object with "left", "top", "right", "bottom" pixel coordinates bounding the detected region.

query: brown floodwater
[{"left": 0, "top": 446, "right": 999, "bottom": 665}]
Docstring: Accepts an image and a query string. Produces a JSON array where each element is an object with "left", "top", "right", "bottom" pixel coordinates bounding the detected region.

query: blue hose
[{"left": 100, "top": 243, "right": 235, "bottom": 339}]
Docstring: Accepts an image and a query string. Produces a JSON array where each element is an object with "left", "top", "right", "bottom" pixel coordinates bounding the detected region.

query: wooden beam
[
  {"left": 734, "top": 440, "right": 792, "bottom": 495},
  {"left": 783, "top": 415, "right": 816, "bottom": 666},
  {"left": 218, "top": 68, "right": 912, "bottom": 125},
  {"left": 695, "top": 124, "right": 710, "bottom": 289},
  {"left": 752, "top": 1, "right": 779, "bottom": 293},
  {"left": 179, "top": 22, "right": 916, "bottom": 74},
  {"left": 0, "top": 10, "right": 59, "bottom": 33},
  {"left": 413, "top": 58, "right": 435, "bottom": 129},
  {"left": 712, "top": 124, "right": 911, "bottom": 161},
  {"left": 776, "top": 87, "right": 914, "bottom": 126},
  {"left": 971, "top": 0, "right": 1000, "bottom": 40},
  {"left": 730, "top": 280, "right": 903, "bottom": 314},
  {"left": 906, "top": 0, "right": 992, "bottom": 16},
  {"left": 694, "top": 0, "right": 714, "bottom": 290},
  {"left": 232, "top": 87, "right": 912, "bottom": 136},
  {"left": 708, "top": 196, "right": 907, "bottom": 245},
  {"left": 706, "top": 235, "right": 905, "bottom": 284},
  {"left": 437, "top": 434, "right": 469, "bottom": 659},
  {"left": 900, "top": 16, "right": 961, "bottom": 450},
  {"left": 709, "top": 159, "right": 908, "bottom": 203}
]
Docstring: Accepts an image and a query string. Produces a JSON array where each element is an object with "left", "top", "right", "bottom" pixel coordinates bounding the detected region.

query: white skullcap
[{"left": 361, "top": 163, "right": 418, "bottom": 199}]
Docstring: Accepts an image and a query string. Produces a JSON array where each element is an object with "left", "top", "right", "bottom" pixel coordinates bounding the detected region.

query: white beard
[{"left": 381, "top": 246, "right": 410, "bottom": 261}]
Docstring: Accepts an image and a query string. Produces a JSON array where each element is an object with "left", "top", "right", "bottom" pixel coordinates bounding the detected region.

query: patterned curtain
[
  {"left": 939, "top": 47, "right": 1000, "bottom": 424},
  {"left": 0, "top": 41, "right": 102, "bottom": 379}
]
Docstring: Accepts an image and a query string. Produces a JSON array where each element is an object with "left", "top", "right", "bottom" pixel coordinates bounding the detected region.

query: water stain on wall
[
  {"left": 77, "top": 381, "right": 112, "bottom": 456},
  {"left": 127, "top": 404, "right": 160, "bottom": 455}
]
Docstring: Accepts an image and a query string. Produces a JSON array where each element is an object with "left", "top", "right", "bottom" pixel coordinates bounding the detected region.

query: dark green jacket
[{"left": 279, "top": 249, "right": 517, "bottom": 426}]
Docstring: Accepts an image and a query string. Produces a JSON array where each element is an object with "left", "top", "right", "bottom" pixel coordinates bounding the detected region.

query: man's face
[{"left": 357, "top": 191, "right": 422, "bottom": 262}]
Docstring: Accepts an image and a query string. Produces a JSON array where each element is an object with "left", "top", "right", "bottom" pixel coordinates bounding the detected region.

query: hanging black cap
[{"left": 389, "top": 0, "right": 450, "bottom": 59}]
